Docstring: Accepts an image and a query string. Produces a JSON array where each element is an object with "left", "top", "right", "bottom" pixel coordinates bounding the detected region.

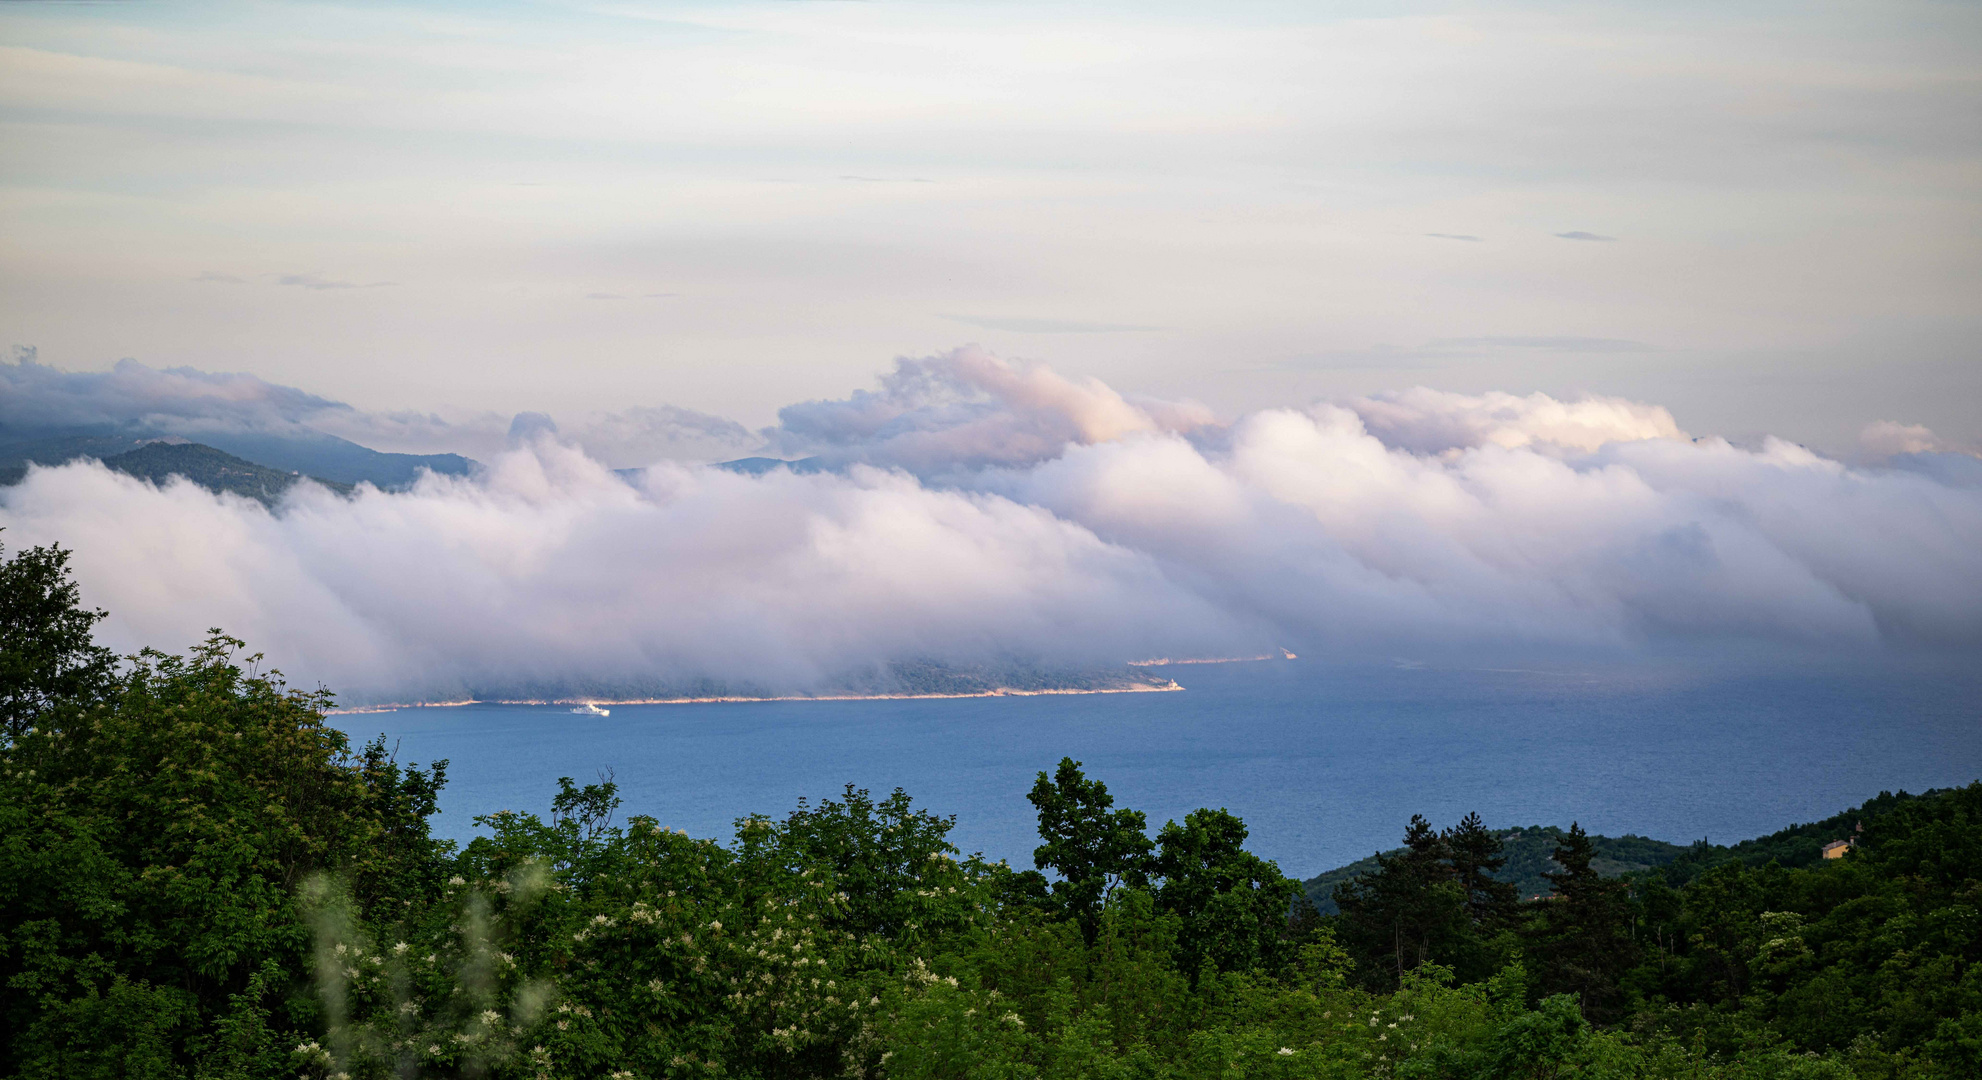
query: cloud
[
  {"left": 585, "top": 292, "right": 625, "bottom": 300},
  {"left": 1860, "top": 420, "right": 1942, "bottom": 457},
  {"left": 506, "top": 412, "right": 560, "bottom": 444},
  {"left": 191, "top": 271, "right": 244, "bottom": 284},
  {"left": 1554, "top": 231, "right": 1617, "bottom": 242},
  {"left": 2, "top": 449, "right": 1245, "bottom": 702},
  {"left": 764, "top": 348, "right": 1209, "bottom": 473},
  {"left": 0, "top": 353, "right": 760, "bottom": 469},
  {"left": 1859, "top": 421, "right": 1981, "bottom": 476},
  {"left": 1347, "top": 387, "right": 1683, "bottom": 454},
  {"left": 1424, "top": 233, "right": 1483, "bottom": 242},
  {"left": 0, "top": 351, "right": 352, "bottom": 438},
  {"left": 564, "top": 404, "right": 758, "bottom": 465},
  {"left": 276, "top": 273, "right": 394, "bottom": 290},
  {"left": 4, "top": 354, "right": 1977, "bottom": 704},
  {"left": 940, "top": 314, "right": 1160, "bottom": 334}
]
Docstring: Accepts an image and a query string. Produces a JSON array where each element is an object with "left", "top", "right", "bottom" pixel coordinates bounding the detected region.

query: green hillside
[
  {"left": 100, "top": 441, "right": 354, "bottom": 506},
  {"left": 1646, "top": 786, "right": 1933, "bottom": 885},
  {"left": 1301, "top": 790, "right": 1916, "bottom": 914},
  {"left": 1303, "top": 826, "right": 1688, "bottom": 913},
  {"left": 0, "top": 429, "right": 474, "bottom": 490}
]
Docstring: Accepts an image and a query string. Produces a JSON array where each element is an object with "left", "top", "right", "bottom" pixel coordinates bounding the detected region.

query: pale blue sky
[{"left": 2, "top": 0, "right": 1977, "bottom": 451}]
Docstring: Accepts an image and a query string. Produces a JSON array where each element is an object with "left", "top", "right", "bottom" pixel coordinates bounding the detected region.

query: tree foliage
[
  {"left": 0, "top": 632, "right": 447, "bottom": 1078},
  {"left": 0, "top": 537, "right": 117, "bottom": 741},
  {"left": 1027, "top": 757, "right": 1153, "bottom": 940}
]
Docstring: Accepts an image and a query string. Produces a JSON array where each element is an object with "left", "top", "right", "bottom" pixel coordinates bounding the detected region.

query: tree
[
  {"left": 1151, "top": 807, "right": 1303, "bottom": 976},
  {"left": 1445, "top": 811, "right": 1519, "bottom": 929},
  {"left": 1028, "top": 758, "right": 1153, "bottom": 940},
  {"left": 764, "top": 783, "right": 970, "bottom": 939},
  {"left": 1333, "top": 814, "right": 1469, "bottom": 989},
  {"left": 0, "top": 537, "right": 117, "bottom": 741},
  {"left": 1527, "top": 822, "right": 1637, "bottom": 1022},
  {"left": 0, "top": 632, "right": 448, "bottom": 1077}
]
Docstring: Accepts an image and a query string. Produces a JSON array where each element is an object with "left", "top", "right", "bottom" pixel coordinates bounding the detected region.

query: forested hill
[
  {"left": 0, "top": 428, "right": 474, "bottom": 490},
  {"left": 0, "top": 438, "right": 355, "bottom": 504},
  {"left": 1304, "top": 789, "right": 1942, "bottom": 914},
  {"left": 1648, "top": 785, "right": 1942, "bottom": 884},
  {"left": 1303, "top": 827, "right": 1688, "bottom": 914},
  {"left": 98, "top": 441, "right": 355, "bottom": 505}
]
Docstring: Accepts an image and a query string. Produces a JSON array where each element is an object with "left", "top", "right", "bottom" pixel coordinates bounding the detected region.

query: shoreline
[{"left": 326, "top": 679, "right": 1184, "bottom": 715}]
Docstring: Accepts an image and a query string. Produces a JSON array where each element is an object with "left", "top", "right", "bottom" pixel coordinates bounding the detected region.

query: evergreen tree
[
  {"left": 1444, "top": 811, "right": 1519, "bottom": 929},
  {"left": 1528, "top": 822, "right": 1637, "bottom": 1022},
  {"left": 1028, "top": 757, "right": 1153, "bottom": 941},
  {"left": 1333, "top": 814, "right": 1468, "bottom": 989},
  {"left": 0, "top": 537, "right": 118, "bottom": 742}
]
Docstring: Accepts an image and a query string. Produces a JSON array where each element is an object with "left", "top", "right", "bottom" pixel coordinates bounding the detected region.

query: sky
[
  {"left": 2, "top": 0, "right": 1978, "bottom": 454},
  {"left": 3, "top": 1, "right": 1980, "bottom": 700}
]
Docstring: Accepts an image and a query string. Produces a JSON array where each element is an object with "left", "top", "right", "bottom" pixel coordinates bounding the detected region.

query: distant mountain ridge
[
  {"left": 0, "top": 439, "right": 360, "bottom": 506},
  {"left": 188, "top": 430, "right": 474, "bottom": 488},
  {"left": 0, "top": 426, "right": 473, "bottom": 490},
  {"left": 104, "top": 442, "right": 353, "bottom": 506}
]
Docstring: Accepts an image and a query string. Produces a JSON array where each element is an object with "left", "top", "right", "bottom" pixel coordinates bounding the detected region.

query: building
[{"left": 1822, "top": 839, "right": 1853, "bottom": 859}]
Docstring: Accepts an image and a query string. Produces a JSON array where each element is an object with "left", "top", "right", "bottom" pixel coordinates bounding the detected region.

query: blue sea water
[{"left": 331, "top": 658, "right": 1982, "bottom": 880}]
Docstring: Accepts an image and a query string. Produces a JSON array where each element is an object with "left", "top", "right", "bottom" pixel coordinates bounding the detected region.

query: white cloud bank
[{"left": 4, "top": 351, "right": 1978, "bottom": 702}]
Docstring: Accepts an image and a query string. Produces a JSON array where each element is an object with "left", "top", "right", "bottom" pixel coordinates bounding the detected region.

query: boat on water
[{"left": 569, "top": 702, "right": 611, "bottom": 717}]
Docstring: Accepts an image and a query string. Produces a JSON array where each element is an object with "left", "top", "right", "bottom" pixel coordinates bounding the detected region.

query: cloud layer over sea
[{"left": 3, "top": 350, "right": 1978, "bottom": 702}]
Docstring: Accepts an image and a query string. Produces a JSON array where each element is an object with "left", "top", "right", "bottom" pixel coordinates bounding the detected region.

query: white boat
[{"left": 569, "top": 702, "right": 610, "bottom": 717}]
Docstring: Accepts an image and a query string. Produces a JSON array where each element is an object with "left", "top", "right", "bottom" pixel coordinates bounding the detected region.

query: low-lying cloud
[{"left": 3, "top": 350, "right": 1978, "bottom": 702}]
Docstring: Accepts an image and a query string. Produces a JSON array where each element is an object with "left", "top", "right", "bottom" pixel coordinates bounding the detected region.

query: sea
[{"left": 330, "top": 657, "right": 1982, "bottom": 881}]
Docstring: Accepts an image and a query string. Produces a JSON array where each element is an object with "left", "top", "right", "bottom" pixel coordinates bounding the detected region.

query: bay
[{"left": 331, "top": 657, "right": 1982, "bottom": 880}]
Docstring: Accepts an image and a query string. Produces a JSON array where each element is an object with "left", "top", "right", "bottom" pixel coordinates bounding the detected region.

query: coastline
[{"left": 326, "top": 679, "right": 1184, "bottom": 715}]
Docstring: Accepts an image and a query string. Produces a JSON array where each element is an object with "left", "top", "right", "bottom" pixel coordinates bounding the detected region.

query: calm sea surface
[{"left": 331, "top": 659, "right": 1982, "bottom": 880}]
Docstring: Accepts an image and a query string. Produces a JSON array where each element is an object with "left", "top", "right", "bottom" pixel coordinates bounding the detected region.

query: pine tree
[
  {"left": 1445, "top": 811, "right": 1519, "bottom": 929},
  {"left": 1529, "top": 822, "right": 1638, "bottom": 1022},
  {"left": 1333, "top": 814, "right": 1467, "bottom": 989}
]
